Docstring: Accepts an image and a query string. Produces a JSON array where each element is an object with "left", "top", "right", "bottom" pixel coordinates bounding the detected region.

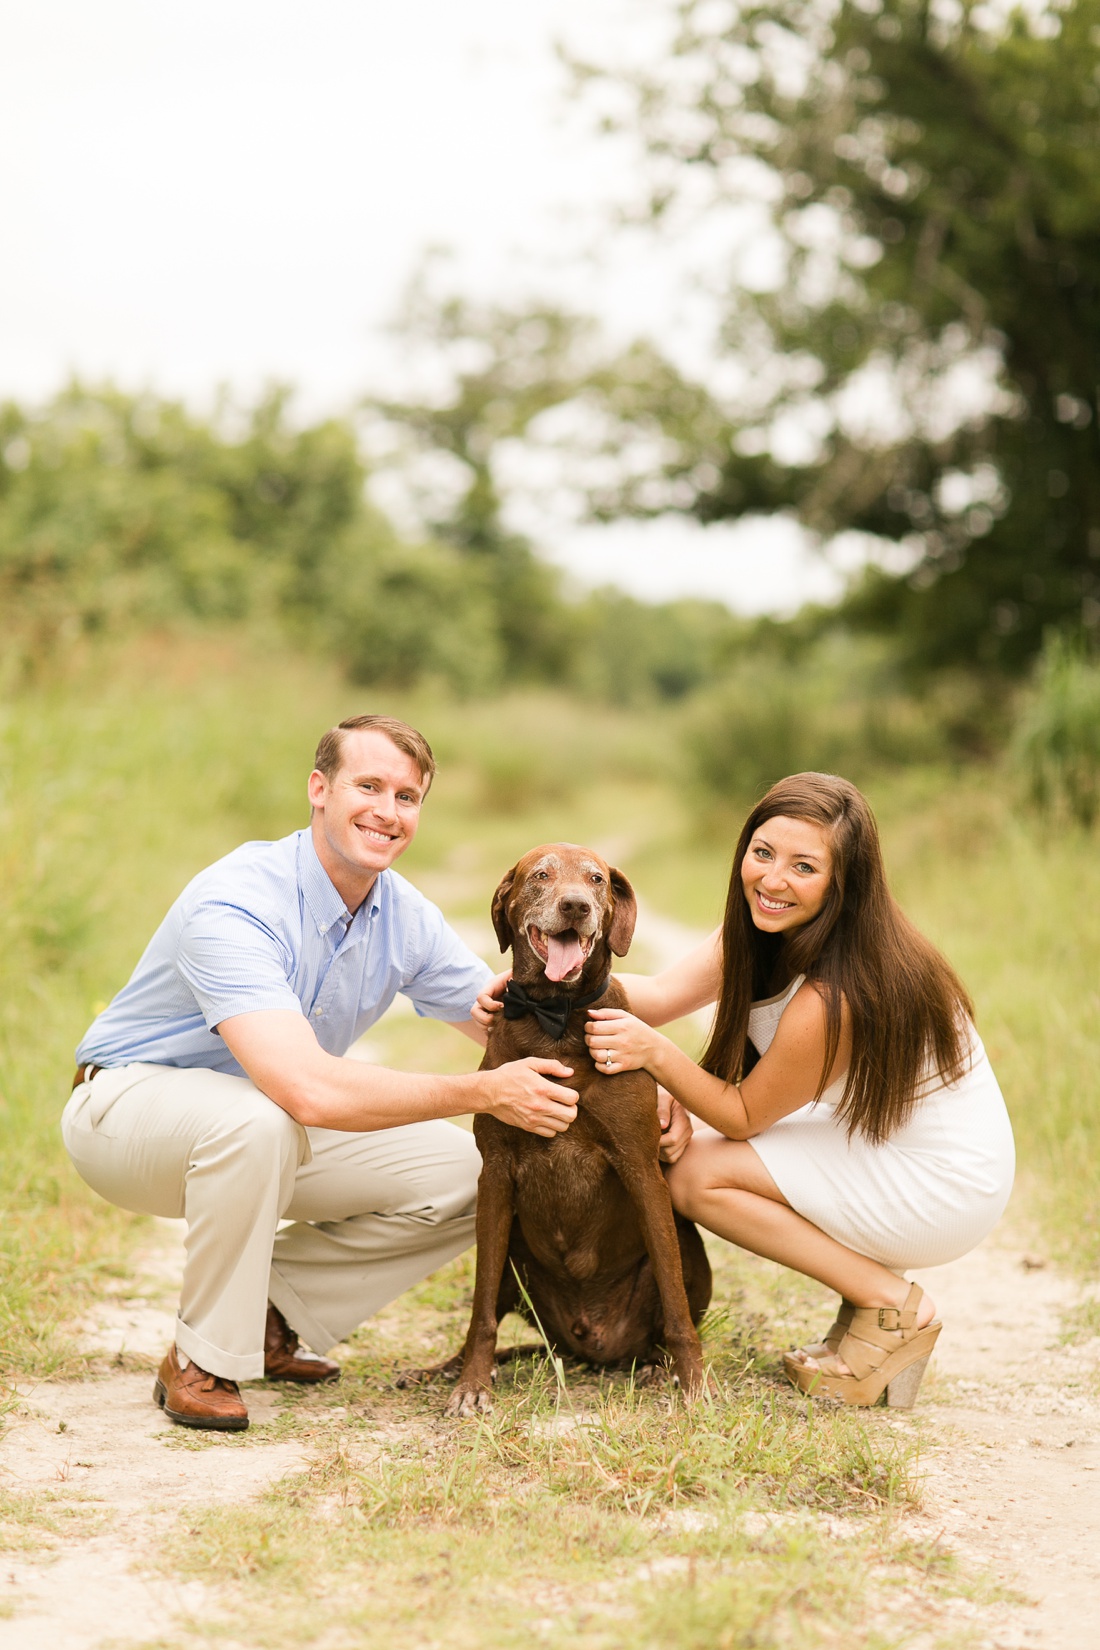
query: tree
[
  {"left": 364, "top": 278, "right": 598, "bottom": 683},
  {"left": 560, "top": 0, "right": 1100, "bottom": 669}
]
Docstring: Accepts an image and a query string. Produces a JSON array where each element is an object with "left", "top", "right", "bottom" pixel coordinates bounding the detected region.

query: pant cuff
[
  {"left": 175, "top": 1315, "right": 265, "bottom": 1383},
  {"left": 267, "top": 1272, "right": 336, "bottom": 1357}
]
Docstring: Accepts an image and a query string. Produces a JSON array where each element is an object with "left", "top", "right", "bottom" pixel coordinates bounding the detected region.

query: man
[{"left": 62, "top": 714, "right": 576, "bottom": 1432}]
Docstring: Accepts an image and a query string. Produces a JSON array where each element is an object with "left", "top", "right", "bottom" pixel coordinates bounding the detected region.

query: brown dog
[{"left": 442, "top": 842, "right": 711, "bottom": 1417}]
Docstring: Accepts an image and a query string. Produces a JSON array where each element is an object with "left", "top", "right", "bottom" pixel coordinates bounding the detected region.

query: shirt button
[{"left": 313, "top": 1009, "right": 323, "bottom": 1018}]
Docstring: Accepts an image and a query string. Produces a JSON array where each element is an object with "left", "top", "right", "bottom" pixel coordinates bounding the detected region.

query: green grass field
[{"left": 0, "top": 627, "right": 1092, "bottom": 1647}]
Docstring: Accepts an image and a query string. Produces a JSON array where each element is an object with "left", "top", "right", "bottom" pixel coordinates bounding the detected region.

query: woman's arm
[
  {"left": 614, "top": 928, "right": 723, "bottom": 1026},
  {"left": 586, "top": 983, "right": 851, "bottom": 1140}
]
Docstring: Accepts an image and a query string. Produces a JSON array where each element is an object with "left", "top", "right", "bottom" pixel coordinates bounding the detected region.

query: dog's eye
[
  {"left": 534, "top": 870, "right": 548, "bottom": 880},
  {"left": 590, "top": 873, "right": 604, "bottom": 884}
]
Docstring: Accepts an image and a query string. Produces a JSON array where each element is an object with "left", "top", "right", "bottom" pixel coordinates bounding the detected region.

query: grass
[
  {"left": 1, "top": 624, "right": 1092, "bottom": 1646},
  {"left": 142, "top": 1238, "right": 968, "bottom": 1650}
]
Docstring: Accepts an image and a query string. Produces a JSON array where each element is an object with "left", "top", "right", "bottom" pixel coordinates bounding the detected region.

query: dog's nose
[{"left": 557, "top": 891, "right": 593, "bottom": 921}]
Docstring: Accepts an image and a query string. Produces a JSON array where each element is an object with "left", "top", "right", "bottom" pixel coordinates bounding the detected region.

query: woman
[{"left": 579, "top": 772, "right": 1015, "bottom": 1407}]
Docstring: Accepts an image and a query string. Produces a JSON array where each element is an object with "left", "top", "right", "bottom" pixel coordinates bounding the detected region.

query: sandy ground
[
  {"left": 908, "top": 1238, "right": 1100, "bottom": 1647},
  {"left": 0, "top": 1221, "right": 310, "bottom": 1648}
]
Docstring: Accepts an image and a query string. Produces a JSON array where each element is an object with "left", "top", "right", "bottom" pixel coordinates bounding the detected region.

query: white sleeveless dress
[{"left": 745, "top": 976, "right": 1015, "bottom": 1270}]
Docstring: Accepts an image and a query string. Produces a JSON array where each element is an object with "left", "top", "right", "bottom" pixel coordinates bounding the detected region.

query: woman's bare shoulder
[{"left": 779, "top": 980, "right": 850, "bottom": 1042}]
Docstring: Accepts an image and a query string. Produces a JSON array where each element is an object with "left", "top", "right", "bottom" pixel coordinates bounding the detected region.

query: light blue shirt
[{"left": 76, "top": 830, "right": 492, "bottom": 1076}]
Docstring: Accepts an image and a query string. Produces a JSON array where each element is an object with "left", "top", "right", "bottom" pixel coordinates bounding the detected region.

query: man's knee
[
  {"left": 426, "top": 1126, "right": 481, "bottom": 1224},
  {"left": 197, "top": 1091, "right": 306, "bottom": 1174}
]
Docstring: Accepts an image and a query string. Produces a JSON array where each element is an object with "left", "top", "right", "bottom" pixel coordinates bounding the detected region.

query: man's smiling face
[{"left": 308, "top": 729, "right": 426, "bottom": 908}]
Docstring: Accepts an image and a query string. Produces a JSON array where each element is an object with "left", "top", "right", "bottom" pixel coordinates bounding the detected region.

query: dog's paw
[
  {"left": 444, "top": 1383, "right": 493, "bottom": 1418},
  {"left": 673, "top": 1359, "right": 712, "bottom": 1402},
  {"left": 394, "top": 1351, "right": 463, "bottom": 1390}
]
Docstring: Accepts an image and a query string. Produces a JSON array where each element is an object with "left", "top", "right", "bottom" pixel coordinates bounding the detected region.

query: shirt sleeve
[
  {"left": 176, "top": 899, "right": 304, "bottom": 1029},
  {"left": 399, "top": 897, "right": 494, "bottom": 1023}
]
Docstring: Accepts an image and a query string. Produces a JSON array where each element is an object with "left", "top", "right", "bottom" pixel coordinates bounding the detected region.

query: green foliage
[
  {"left": 681, "top": 638, "right": 1005, "bottom": 807},
  {"left": 0, "top": 384, "right": 369, "bottom": 659},
  {"left": 1013, "top": 632, "right": 1100, "bottom": 825},
  {"left": 0, "top": 381, "right": 761, "bottom": 707},
  {"left": 571, "top": 591, "right": 746, "bottom": 705},
  {"left": 323, "top": 534, "right": 504, "bottom": 695},
  {"left": 556, "top": 0, "right": 1100, "bottom": 670}
]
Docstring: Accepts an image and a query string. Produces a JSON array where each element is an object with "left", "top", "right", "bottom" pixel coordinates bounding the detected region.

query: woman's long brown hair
[{"left": 702, "top": 773, "right": 974, "bottom": 1144}]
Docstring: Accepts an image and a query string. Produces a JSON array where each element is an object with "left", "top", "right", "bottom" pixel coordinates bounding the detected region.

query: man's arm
[
  {"left": 449, "top": 1018, "right": 488, "bottom": 1048},
  {"left": 219, "top": 1010, "right": 575, "bottom": 1137}
]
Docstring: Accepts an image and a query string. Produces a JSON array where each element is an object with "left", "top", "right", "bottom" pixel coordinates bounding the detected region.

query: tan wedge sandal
[
  {"left": 781, "top": 1300, "right": 853, "bottom": 1383},
  {"left": 786, "top": 1283, "right": 940, "bottom": 1409}
]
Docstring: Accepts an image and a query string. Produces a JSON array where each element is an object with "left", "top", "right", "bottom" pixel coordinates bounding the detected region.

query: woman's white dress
[{"left": 746, "top": 976, "right": 1015, "bottom": 1270}]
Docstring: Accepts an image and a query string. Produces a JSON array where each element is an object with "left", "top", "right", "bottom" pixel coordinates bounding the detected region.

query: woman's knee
[{"left": 666, "top": 1151, "right": 709, "bottom": 1220}]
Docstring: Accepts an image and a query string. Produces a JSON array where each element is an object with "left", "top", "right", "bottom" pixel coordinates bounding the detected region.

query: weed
[{"left": 1013, "top": 633, "right": 1100, "bottom": 826}]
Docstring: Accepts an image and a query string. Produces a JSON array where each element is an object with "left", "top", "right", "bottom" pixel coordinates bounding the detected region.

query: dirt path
[
  {"left": 910, "top": 1235, "right": 1100, "bottom": 1646},
  {"left": 0, "top": 1221, "right": 307, "bottom": 1649}
]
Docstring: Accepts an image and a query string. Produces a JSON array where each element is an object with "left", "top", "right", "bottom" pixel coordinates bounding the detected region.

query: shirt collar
[{"left": 297, "top": 830, "right": 385, "bottom": 937}]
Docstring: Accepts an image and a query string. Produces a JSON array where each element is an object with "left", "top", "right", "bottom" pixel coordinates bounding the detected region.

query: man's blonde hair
[{"left": 313, "top": 715, "right": 436, "bottom": 789}]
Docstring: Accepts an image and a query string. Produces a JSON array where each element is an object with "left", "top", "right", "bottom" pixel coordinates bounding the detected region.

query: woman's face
[{"left": 741, "top": 814, "right": 833, "bottom": 934}]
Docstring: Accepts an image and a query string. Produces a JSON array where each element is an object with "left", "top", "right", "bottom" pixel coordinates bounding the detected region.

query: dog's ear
[
  {"left": 490, "top": 865, "right": 519, "bottom": 953},
  {"left": 607, "top": 867, "right": 638, "bottom": 957}
]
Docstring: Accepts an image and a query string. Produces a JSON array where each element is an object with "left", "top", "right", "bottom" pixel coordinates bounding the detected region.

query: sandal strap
[{"left": 834, "top": 1284, "right": 924, "bottom": 1383}]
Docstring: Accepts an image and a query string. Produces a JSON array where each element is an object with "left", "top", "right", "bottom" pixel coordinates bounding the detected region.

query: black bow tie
[{"left": 501, "top": 977, "right": 609, "bottom": 1041}]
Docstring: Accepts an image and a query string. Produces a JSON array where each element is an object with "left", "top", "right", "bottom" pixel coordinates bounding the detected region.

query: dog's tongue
[{"left": 545, "top": 931, "right": 585, "bottom": 983}]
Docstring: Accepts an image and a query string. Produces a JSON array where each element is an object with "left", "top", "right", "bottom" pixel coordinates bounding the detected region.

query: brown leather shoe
[
  {"left": 263, "top": 1303, "right": 340, "bottom": 1383},
  {"left": 153, "top": 1346, "right": 249, "bottom": 1431}
]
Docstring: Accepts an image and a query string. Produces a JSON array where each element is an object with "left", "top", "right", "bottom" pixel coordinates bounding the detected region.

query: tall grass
[
  {"left": 0, "top": 631, "right": 354, "bottom": 1375},
  {"left": 1013, "top": 632, "right": 1100, "bottom": 827},
  {"left": 682, "top": 638, "right": 1009, "bottom": 809}
]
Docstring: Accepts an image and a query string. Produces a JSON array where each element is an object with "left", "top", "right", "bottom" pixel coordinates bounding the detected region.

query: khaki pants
[{"left": 61, "top": 1063, "right": 480, "bottom": 1382}]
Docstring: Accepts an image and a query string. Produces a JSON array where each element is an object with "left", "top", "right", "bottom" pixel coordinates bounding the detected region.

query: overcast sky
[{"left": 0, "top": 0, "right": 843, "bottom": 613}]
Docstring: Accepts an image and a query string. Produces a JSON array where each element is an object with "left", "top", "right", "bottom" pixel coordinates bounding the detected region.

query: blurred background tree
[
  {"left": 555, "top": 0, "right": 1100, "bottom": 672},
  {"left": 360, "top": 0, "right": 1100, "bottom": 678}
]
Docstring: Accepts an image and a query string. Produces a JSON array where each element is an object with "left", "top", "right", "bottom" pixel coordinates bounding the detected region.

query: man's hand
[
  {"left": 481, "top": 1057, "right": 577, "bottom": 1138},
  {"left": 656, "top": 1087, "right": 693, "bottom": 1164},
  {"left": 471, "top": 969, "right": 510, "bottom": 1031}
]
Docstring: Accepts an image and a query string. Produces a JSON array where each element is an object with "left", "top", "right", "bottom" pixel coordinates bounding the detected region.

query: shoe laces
[{"left": 195, "top": 1369, "right": 239, "bottom": 1396}]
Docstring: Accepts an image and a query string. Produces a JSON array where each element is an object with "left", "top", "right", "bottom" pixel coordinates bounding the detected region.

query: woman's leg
[{"left": 667, "top": 1129, "right": 936, "bottom": 1365}]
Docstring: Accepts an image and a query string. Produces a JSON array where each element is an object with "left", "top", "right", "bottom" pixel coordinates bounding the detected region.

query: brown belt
[{"left": 71, "top": 1063, "right": 105, "bottom": 1090}]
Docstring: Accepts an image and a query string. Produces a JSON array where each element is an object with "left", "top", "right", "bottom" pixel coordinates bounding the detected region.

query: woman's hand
[
  {"left": 657, "top": 1088, "right": 693, "bottom": 1164},
  {"left": 471, "top": 968, "right": 511, "bottom": 1031},
  {"left": 585, "top": 1006, "right": 662, "bottom": 1075}
]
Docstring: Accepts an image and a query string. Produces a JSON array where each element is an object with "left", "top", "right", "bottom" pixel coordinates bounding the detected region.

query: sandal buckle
[{"left": 877, "top": 1307, "right": 902, "bottom": 1330}]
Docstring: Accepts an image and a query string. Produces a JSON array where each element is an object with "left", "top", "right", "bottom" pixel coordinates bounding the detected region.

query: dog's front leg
[
  {"left": 446, "top": 1143, "right": 516, "bottom": 1418},
  {"left": 604, "top": 1138, "right": 706, "bottom": 1398}
]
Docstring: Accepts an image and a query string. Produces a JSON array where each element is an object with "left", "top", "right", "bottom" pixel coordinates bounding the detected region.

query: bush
[
  {"left": 682, "top": 639, "right": 969, "bottom": 808},
  {"left": 1013, "top": 633, "right": 1100, "bottom": 827},
  {"left": 325, "top": 534, "right": 504, "bottom": 698}
]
